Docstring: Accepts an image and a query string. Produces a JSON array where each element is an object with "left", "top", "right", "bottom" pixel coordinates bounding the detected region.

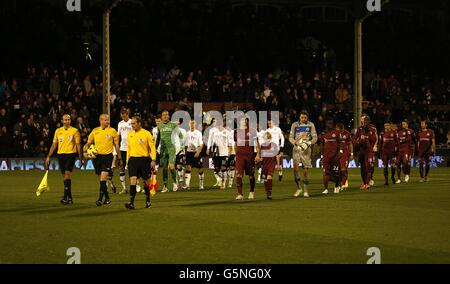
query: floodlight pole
[
  {"left": 353, "top": 18, "right": 363, "bottom": 130},
  {"left": 102, "top": 0, "right": 122, "bottom": 117},
  {"left": 353, "top": 0, "right": 389, "bottom": 130},
  {"left": 102, "top": 10, "right": 111, "bottom": 117}
]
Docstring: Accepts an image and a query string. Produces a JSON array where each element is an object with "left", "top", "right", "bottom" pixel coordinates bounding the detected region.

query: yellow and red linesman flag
[
  {"left": 149, "top": 169, "right": 158, "bottom": 196},
  {"left": 36, "top": 170, "right": 50, "bottom": 196}
]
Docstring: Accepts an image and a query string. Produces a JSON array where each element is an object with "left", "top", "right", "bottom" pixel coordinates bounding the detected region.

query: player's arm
[
  {"left": 372, "top": 128, "right": 379, "bottom": 152},
  {"left": 113, "top": 130, "right": 122, "bottom": 166},
  {"left": 310, "top": 123, "right": 318, "bottom": 145},
  {"left": 349, "top": 139, "right": 354, "bottom": 160},
  {"left": 45, "top": 131, "right": 58, "bottom": 168},
  {"left": 84, "top": 131, "right": 94, "bottom": 152},
  {"left": 127, "top": 134, "right": 131, "bottom": 164},
  {"left": 75, "top": 130, "right": 83, "bottom": 167},
  {"left": 279, "top": 128, "right": 285, "bottom": 154},
  {"left": 147, "top": 132, "right": 157, "bottom": 167},
  {"left": 155, "top": 127, "right": 161, "bottom": 149},
  {"left": 255, "top": 136, "right": 261, "bottom": 162},
  {"left": 206, "top": 129, "right": 214, "bottom": 155},
  {"left": 320, "top": 135, "right": 324, "bottom": 157},
  {"left": 117, "top": 124, "right": 122, "bottom": 149},
  {"left": 289, "top": 123, "right": 297, "bottom": 146},
  {"left": 431, "top": 131, "right": 436, "bottom": 155}
]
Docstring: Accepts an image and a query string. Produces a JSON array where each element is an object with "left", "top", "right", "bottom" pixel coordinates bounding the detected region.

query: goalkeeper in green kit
[{"left": 156, "top": 110, "right": 184, "bottom": 192}]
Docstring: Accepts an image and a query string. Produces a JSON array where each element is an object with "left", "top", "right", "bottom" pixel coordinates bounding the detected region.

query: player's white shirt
[
  {"left": 226, "top": 128, "right": 236, "bottom": 155},
  {"left": 118, "top": 119, "right": 132, "bottom": 151},
  {"left": 185, "top": 129, "right": 203, "bottom": 152},
  {"left": 172, "top": 127, "right": 187, "bottom": 154},
  {"left": 267, "top": 126, "right": 284, "bottom": 147},
  {"left": 211, "top": 128, "right": 230, "bottom": 157},
  {"left": 207, "top": 126, "right": 218, "bottom": 151},
  {"left": 152, "top": 126, "right": 161, "bottom": 153}
]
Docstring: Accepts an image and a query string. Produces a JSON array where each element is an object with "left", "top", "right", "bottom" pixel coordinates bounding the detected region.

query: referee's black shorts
[
  {"left": 57, "top": 153, "right": 77, "bottom": 175},
  {"left": 93, "top": 154, "right": 114, "bottom": 176},
  {"left": 120, "top": 151, "right": 127, "bottom": 166},
  {"left": 128, "top": 157, "right": 152, "bottom": 180}
]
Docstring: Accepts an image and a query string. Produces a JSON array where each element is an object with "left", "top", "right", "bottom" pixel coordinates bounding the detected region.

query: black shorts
[
  {"left": 120, "top": 151, "right": 127, "bottom": 166},
  {"left": 128, "top": 157, "right": 152, "bottom": 180},
  {"left": 58, "top": 153, "right": 77, "bottom": 175},
  {"left": 175, "top": 152, "right": 186, "bottom": 166},
  {"left": 93, "top": 154, "right": 114, "bottom": 176},
  {"left": 213, "top": 156, "right": 228, "bottom": 171},
  {"left": 186, "top": 151, "right": 203, "bottom": 168},
  {"left": 227, "top": 154, "right": 236, "bottom": 168}
]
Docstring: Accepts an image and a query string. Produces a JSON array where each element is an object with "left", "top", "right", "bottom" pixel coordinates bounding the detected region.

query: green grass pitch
[{"left": 0, "top": 168, "right": 449, "bottom": 264}]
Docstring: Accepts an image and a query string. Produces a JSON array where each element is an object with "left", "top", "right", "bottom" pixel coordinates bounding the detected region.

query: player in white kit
[
  {"left": 206, "top": 118, "right": 221, "bottom": 186},
  {"left": 226, "top": 125, "right": 236, "bottom": 188},
  {"left": 117, "top": 109, "right": 135, "bottom": 194},
  {"left": 184, "top": 119, "right": 205, "bottom": 189},
  {"left": 152, "top": 114, "right": 162, "bottom": 170},
  {"left": 175, "top": 118, "right": 187, "bottom": 189},
  {"left": 209, "top": 121, "right": 232, "bottom": 189},
  {"left": 267, "top": 118, "right": 285, "bottom": 181}
]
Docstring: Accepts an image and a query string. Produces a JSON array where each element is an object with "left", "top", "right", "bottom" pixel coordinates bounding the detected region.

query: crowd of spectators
[{"left": 0, "top": 64, "right": 449, "bottom": 158}]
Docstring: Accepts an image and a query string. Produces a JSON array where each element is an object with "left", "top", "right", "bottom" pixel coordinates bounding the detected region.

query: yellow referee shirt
[
  {"left": 127, "top": 129, "right": 157, "bottom": 161},
  {"left": 87, "top": 127, "right": 119, "bottom": 155},
  {"left": 52, "top": 126, "right": 80, "bottom": 154}
]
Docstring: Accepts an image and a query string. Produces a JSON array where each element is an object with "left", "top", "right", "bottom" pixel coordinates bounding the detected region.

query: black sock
[
  {"left": 100, "top": 181, "right": 108, "bottom": 200},
  {"left": 130, "top": 185, "right": 137, "bottom": 203},
  {"left": 391, "top": 168, "right": 396, "bottom": 181},
  {"left": 64, "top": 179, "right": 72, "bottom": 199},
  {"left": 419, "top": 164, "right": 424, "bottom": 178},
  {"left": 144, "top": 183, "right": 150, "bottom": 202},
  {"left": 425, "top": 164, "right": 430, "bottom": 177}
]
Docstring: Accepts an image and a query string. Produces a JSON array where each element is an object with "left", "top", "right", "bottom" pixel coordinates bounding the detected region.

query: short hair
[
  {"left": 385, "top": 121, "right": 391, "bottom": 124},
  {"left": 161, "top": 109, "right": 169, "bottom": 115},
  {"left": 300, "top": 110, "right": 309, "bottom": 117},
  {"left": 336, "top": 122, "right": 344, "bottom": 129},
  {"left": 155, "top": 114, "right": 162, "bottom": 119},
  {"left": 402, "top": 119, "right": 408, "bottom": 123},
  {"left": 120, "top": 109, "right": 129, "bottom": 115},
  {"left": 132, "top": 116, "right": 142, "bottom": 124}
]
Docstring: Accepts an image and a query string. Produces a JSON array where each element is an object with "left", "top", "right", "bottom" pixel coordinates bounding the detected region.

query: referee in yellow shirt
[
  {"left": 85, "top": 114, "right": 123, "bottom": 206},
  {"left": 125, "top": 116, "right": 157, "bottom": 209},
  {"left": 45, "top": 114, "right": 83, "bottom": 205}
]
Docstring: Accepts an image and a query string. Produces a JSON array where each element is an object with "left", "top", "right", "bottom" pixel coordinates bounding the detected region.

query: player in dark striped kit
[
  {"left": 416, "top": 120, "right": 435, "bottom": 182},
  {"left": 379, "top": 122, "right": 399, "bottom": 186},
  {"left": 321, "top": 120, "right": 341, "bottom": 194},
  {"left": 353, "top": 115, "right": 378, "bottom": 190}
]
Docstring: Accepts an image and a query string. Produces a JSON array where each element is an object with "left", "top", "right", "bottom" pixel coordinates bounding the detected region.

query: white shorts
[{"left": 292, "top": 147, "right": 312, "bottom": 168}]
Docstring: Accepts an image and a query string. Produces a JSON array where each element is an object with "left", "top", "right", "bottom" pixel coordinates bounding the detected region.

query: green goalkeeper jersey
[{"left": 156, "top": 121, "right": 179, "bottom": 148}]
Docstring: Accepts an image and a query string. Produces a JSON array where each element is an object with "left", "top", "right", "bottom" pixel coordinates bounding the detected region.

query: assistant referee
[
  {"left": 85, "top": 114, "right": 122, "bottom": 206},
  {"left": 45, "top": 114, "right": 83, "bottom": 204},
  {"left": 125, "top": 116, "right": 157, "bottom": 210}
]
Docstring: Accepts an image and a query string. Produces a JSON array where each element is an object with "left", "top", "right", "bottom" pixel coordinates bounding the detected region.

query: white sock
[
  {"left": 214, "top": 172, "right": 221, "bottom": 183},
  {"left": 185, "top": 172, "right": 191, "bottom": 188},
  {"left": 222, "top": 170, "right": 227, "bottom": 185},
  {"left": 199, "top": 173, "right": 204, "bottom": 188},
  {"left": 178, "top": 169, "right": 184, "bottom": 184},
  {"left": 228, "top": 170, "right": 235, "bottom": 186},
  {"left": 258, "top": 168, "right": 262, "bottom": 182},
  {"left": 119, "top": 172, "right": 126, "bottom": 190}
]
